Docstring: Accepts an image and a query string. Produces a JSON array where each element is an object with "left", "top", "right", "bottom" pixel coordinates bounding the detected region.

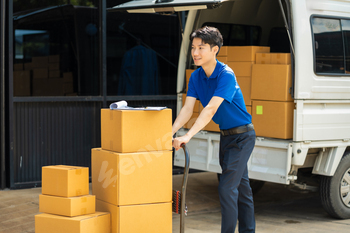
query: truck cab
[{"left": 111, "top": 0, "right": 350, "bottom": 219}]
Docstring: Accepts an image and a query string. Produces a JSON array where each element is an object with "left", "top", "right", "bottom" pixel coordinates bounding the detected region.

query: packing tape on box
[
  {"left": 81, "top": 197, "right": 87, "bottom": 203},
  {"left": 76, "top": 169, "right": 81, "bottom": 175},
  {"left": 76, "top": 189, "right": 82, "bottom": 196}
]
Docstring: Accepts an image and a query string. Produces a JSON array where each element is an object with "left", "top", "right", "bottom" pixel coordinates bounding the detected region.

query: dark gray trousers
[{"left": 218, "top": 130, "right": 256, "bottom": 233}]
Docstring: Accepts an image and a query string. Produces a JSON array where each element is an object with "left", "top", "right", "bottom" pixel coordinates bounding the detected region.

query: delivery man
[{"left": 172, "top": 26, "right": 256, "bottom": 233}]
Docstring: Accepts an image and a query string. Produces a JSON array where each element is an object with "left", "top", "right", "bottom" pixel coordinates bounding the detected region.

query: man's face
[{"left": 191, "top": 38, "right": 218, "bottom": 67}]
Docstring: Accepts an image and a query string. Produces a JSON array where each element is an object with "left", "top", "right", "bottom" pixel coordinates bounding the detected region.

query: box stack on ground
[
  {"left": 13, "top": 55, "right": 76, "bottom": 96},
  {"left": 183, "top": 46, "right": 294, "bottom": 139},
  {"left": 92, "top": 108, "right": 173, "bottom": 233},
  {"left": 35, "top": 165, "right": 110, "bottom": 233}
]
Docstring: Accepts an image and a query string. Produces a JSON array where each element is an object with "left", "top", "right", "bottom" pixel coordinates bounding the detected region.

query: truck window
[{"left": 311, "top": 17, "right": 350, "bottom": 75}]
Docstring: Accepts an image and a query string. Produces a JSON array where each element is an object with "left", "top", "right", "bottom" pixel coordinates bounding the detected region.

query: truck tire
[
  {"left": 320, "top": 152, "right": 350, "bottom": 219},
  {"left": 217, "top": 174, "right": 265, "bottom": 195}
]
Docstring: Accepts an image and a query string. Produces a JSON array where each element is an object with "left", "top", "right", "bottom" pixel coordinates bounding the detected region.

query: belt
[{"left": 220, "top": 123, "right": 254, "bottom": 136}]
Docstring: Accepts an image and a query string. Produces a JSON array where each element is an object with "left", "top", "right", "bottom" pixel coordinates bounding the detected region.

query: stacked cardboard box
[
  {"left": 19, "top": 55, "right": 75, "bottom": 96},
  {"left": 251, "top": 53, "right": 294, "bottom": 139},
  {"left": 183, "top": 46, "right": 269, "bottom": 132},
  {"left": 93, "top": 109, "right": 173, "bottom": 233},
  {"left": 35, "top": 165, "right": 110, "bottom": 233}
]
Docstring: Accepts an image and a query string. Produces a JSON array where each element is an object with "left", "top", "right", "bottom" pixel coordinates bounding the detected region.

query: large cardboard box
[
  {"left": 251, "top": 64, "right": 293, "bottom": 102},
  {"left": 42, "top": 165, "right": 89, "bottom": 197},
  {"left": 217, "top": 56, "right": 227, "bottom": 63},
  {"left": 227, "top": 46, "right": 270, "bottom": 62},
  {"left": 252, "top": 100, "right": 294, "bottom": 139},
  {"left": 33, "top": 68, "right": 48, "bottom": 79},
  {"left": 185, "top": 69, "right": 195, "bottom": 91},
  {"left": 217, "top": 46, "right": 228, "bottom": 57},
  {"left": 32, "top": 56, "right": 49, "bottom": 68},
  {"left": 271, "top": 53, "right": 291, "bottom": 64},
  {"left": 32, "top": 78, "right": 64, "bottom": 96},
  {"left": 182, "top": 93, "right": 200, "bottom": 113},
  {"left": 227, "top": 62, "right": 254, "bottom": 76},
  {"left": 13, "top": 71, "right": 30, "bottom": 96},
  {"left": 35, "top": 212, "right": 110, "bottom": 233},
  {"left": 236, "top": 76, "right": 251, "bottom": 105},
  {"left": 184, "top": 112, "right": 220, "bottom": 132},
  {"left": 49, "top": 62, "right": 60, "bottom": 70},
  {"left": 63, "top": 72, "right": 74, "bottom": 82},
  {"left": 39, "top": 194, "right": 95, "bottom": 217},
  {"left": 96, "top": 199, "right": 171, "bottom": 233},
  {"left": 64, "top": 82, "right": 74, "bottom": 94},
  {"left": 91, "top": 148, "right": 172, "bottom": 206},
  {"left": 256, "top": 53, "right": 271, "bottom": 64},
  {"left": 101, "top": 109, "right": 172, "bottom": 153},
  {"left": 14, "top": 63, "right": 23, "bottom": 71},
  {"left": 49, "top": 70, "right": 61, "bottom": 78},
  {"left": 49, "top": 55, "right": 60, "bottom": 63}
]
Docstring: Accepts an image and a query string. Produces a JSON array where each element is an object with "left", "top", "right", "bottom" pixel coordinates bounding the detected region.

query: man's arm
[
  {"left": 172, "top": 96, "right": 197, "bottom": 135},
  {"left": 173, "top": 96, "right": 224, "bottom": 150}
]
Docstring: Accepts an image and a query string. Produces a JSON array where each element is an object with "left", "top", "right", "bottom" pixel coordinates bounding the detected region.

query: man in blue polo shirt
[{"left": 172, "top": 26, "right": 256, "bottom": 233}]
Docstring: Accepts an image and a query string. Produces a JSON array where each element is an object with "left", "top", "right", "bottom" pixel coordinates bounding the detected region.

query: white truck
[{"left": 112, "top": 0, "right": 350, "bottom": 219}]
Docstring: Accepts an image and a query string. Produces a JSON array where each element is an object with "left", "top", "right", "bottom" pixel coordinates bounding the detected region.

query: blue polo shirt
[{"left": 187, "top": 60, "right": 251, "bottom": 130}]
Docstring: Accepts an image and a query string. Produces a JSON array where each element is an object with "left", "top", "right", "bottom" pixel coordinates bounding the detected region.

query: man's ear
[{"left": 213, "top": 45, "right": 219, "bottom": 55}]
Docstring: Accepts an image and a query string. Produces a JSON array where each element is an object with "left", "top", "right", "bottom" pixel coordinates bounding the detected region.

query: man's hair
[{"left": 190, "top": 26, "right": 223, "bottom": 55}]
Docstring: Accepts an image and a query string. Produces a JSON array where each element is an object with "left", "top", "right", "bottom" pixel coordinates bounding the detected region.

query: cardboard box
[
  {"left": 227, "top": 46, "right": 270, "bottom": 62},
  {"left": 101, "top": 109, "right": 172, "bottom": 153},
  {"left": 246, "top": 106, "right": 252, "bottom": 115},
  {"left": 227, "top": 62, "right": 254, "bottom": 76},
  {"left": 13, "top": 71, "right": 31, "bottom": 96},
  {"left": 182, "top": 93, "right": 200, "bottom": 113},
  {"left": 64, "top": 82, "right": 74, "bottom": 94},
  {"left": 32, "top": 56, "right": 49, "bottom": 68},
  {"left": 49, "top": 70, "right": 60, "bottom": 78},
  {"left": 256, "top": 53, "right": 271, "bottom": 64},
  {"left": 49, "top": 62, "right": 60, "bottom": 70},
  {"left": 49, "top": 55, "right": 60, "bottom": 63},
  {"left": 271, "top": 53, "right": 291, "bottom": 64},
  {"left": 35, "top": 212, "right": 110, "bottom": 233},
  {"left": 33, "top": 68, "right": 48, "bottom": 79},
  {"left": 24, "top": 62, "right": 33, "bottom": 70},
  {"left": 14, "top": 63, "right": 23, "bottom": 71},
  {"left": 236, "top": 76, "right": 251, "bottom": 105},
  {"left": 217, "top": 46, "right": 228, "bottom": 57},
  {"left": 217, "top": 56, "right": 227, "bottom": 63},
  {"left": 96, "top": 199, "right": 171, "bottom": 233},
  {"left": 252, "top": 100, "right": 294, "bottom": 139},
  {"left": 32, "top": 78, "right": 64, "bottom": 96},
  {"left": 39, "top": 194, "right": 95, "bottom": 217},
  {"left": 42, "top": 165, "right": 89, "bottom": 197},
  {"left": 184, "top": 112, "right": 220, "bottom": 132},
  {"left": 251, "top": 64, "right": 293, "bottom": 102},
  {"left": 186, "top": 69, "right": 195, "bottom": 91},
  {"left": 91, "top": 148, "right": 172, "bottom": 206},
  {"left": 63, "top": 72, "right": 74, "bottom": 82}
]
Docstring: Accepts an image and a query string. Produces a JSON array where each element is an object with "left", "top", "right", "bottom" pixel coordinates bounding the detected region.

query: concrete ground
[{"left": 1, "top": 172, "right": 350, "bottom": 233}]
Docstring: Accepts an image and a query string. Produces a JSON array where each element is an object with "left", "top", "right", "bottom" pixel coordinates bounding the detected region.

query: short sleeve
[
  {"left": 186, "top": 73, "right": 199, "bottom": 99},
  {"left": 213, "top": 71, "right": 238, "bottom": 103}
]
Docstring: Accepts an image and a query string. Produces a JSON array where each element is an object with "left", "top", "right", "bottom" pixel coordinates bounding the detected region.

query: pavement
[{"left": 1, "top": 172, "right": 350, "bottom": 233}]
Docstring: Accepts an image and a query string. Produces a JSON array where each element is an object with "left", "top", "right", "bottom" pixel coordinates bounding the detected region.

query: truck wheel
[
  {"left": 217, "top": 174, "right": 265, "bottom": 195},
  {"left": 320, "top": 152, "right": 350, "bottom": 219}
]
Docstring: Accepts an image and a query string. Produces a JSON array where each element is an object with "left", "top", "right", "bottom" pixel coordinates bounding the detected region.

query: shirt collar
[{"left": 200, "top": 60, "right": 222, "bottom": 79}]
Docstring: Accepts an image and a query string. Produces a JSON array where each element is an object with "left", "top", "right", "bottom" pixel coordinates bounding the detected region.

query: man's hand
[{"left": 173, "top": 135, "right": 191, "bottom": 151}]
